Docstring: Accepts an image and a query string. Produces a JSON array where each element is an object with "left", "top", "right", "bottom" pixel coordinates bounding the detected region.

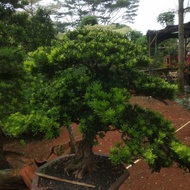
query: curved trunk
[{"left": 64, "top": 137, "right": 95, "bottom": 179}]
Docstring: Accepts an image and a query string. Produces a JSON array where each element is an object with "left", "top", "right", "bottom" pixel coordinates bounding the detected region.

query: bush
[{"left": 2, "top": 111, "right": 60, "bottom": 139}]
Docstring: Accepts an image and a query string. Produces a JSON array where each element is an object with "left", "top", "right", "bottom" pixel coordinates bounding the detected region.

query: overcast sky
[
  {"left": 43, "top": 0, "right": 190, "bottom": 34},
  {"left": 128, "top": 0, "right": 190, "bottom": 34}
]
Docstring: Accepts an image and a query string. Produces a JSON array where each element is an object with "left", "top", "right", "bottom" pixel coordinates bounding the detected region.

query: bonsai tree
[{"left": 21, "top": 29, "right": 190, "bottom": 178}]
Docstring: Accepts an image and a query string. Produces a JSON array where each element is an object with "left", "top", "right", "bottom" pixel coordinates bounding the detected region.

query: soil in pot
[{"left": 37, "top": 154, "right": 128, "bottom": 190}]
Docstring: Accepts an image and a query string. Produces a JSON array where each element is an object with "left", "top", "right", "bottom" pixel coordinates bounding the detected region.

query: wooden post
[{"left": 178, "top": 0, "right": 185, "bottom": 93}]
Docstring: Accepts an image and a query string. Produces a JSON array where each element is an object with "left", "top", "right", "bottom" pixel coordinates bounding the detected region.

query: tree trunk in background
[{"left": 178, "top": 0, "right": 185, "bottom": 93}]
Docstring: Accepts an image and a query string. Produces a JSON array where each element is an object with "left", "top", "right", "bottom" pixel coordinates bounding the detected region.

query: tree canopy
[
  {"left": 157, "top": 11, "right": 175, "bottom": 27},
  {"left": 0, "top": 0, "right": 57, "bottom": 168},
  {"left": 1, "top": 0, "right": 190, "bottom": 182},
  {"left": 49, "top": 0, "right": 139, "bottom": 30},
  {"left": 12, "top": 28, "right": 190, "bottom": 179}
]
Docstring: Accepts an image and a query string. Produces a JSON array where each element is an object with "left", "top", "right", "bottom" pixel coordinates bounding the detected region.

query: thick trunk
[
  {"left": 68, "top": 125, "right": 77, "bottom": 154},
  {"left": 64, "top": 137, "right": 95, "bottom": 179}
]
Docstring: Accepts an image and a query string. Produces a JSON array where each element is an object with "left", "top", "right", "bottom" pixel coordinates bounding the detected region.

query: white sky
[
  {"left": 128, "top": 0, "right": 190, "bottom": 34},
  {"left": 43, "top": 0, "right": 190, "bottom": 34}
]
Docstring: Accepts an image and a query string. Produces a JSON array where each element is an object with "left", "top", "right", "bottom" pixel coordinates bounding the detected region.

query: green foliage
[
  {"left": 79, "top": 15, "right": 98, "bottom": 27},
  {"left": 18, "top": 8, "right": 56, "bottom": 52},
  {"left": 26, "top": 8, "right": 56, "bottom": 51},
  {"left": 32, "top": 29, "right": 151, "bottom": 78},
  {"left": 0, "top": 0, "right": 22, "bottom": 9},
  {"left": 0, "top": 47, "right": 25, "bottom": 119},
  {"left": 53, "top": 21, "right": 69, "bottom": 33},
  {"left": 26, "top": 29, "right": 177, "bottom": 122},
  {"left": 143, "top": 148, "right": 157, "bottom": 165},
  {"left": 19, "top": 0, "right": 43, "bottom": 15},
  {"left": 171, "top": 141, "right": 190, "bottom": 171},
  {"left": 152, "top": 38, "right": 178, "bottom": 68},
  {"left": 0, "top": 3, "right": 57, "bottom": 140},
  {"left": 127, "top": 30, "right": 143, "bottom": 42},
  {"left": 133, "top": 73, "right": 178, "bottom": 99},
  {"left": 83, "top": 24, "right": 131, "bottom": 34},
  {"left": 109, "top": 105, "right": 180, "bottom": 172},
  {"left": 0, "top": 4, "right": 56, "bottom": 52},
  {"left": 25, "top": 28, "right": 153, "bottom": 138},
  {"left": 23, "top": 28, "right": 190, "bottom": 173},
  {"left": 85, "top": 82, "right": 131, "bottom": 125},
  {"left": 110, "top": 146, "right": 133, "bottom": 165},
  {"left": 48, "top": 0, "right": 139, "bottom": 29},
  {"left": 157, "top": 11, "right": 175, "bottom": 27},
  {"left": 19, "top": 139, "right": 26, "bottom": 147},
  {"left": 2, "top": 111, "right": 59, "bottom": 139},
  {"left": 127, "top": 30, "right": 148, "bottom": 48}
]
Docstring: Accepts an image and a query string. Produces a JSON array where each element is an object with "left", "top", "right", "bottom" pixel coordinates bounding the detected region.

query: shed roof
[{"left": 146, "top": 22, "right": 190, "bottom": 47}]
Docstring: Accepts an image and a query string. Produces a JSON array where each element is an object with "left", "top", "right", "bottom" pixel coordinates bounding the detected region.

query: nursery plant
[{"left": 21, "top": 29, "right": 190, "bottom": 179}]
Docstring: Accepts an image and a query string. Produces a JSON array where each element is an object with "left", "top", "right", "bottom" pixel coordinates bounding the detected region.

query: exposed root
[{"left": 64, "top": 153, "right": 96, "bottom": 179}]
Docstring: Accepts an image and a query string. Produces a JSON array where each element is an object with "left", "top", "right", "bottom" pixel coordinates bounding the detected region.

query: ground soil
[
  {"left": 38, "top": 154, "right": 127, "bottom": 190},
  {"left": 3, "top": 95, "right": 190, "bottom": 190}
]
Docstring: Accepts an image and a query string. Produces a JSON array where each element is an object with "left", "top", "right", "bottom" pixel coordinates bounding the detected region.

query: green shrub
[{"left": 2, "top": 111, "right": 59, "bottom": 139}]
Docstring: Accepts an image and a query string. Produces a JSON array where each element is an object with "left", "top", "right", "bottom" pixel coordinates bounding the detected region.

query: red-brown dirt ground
[{"left": 4, "top": 95, "right": 190, "bottom": 190}]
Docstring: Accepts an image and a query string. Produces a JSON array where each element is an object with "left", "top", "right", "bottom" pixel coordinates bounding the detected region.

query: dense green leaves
[
  {"left": 157, "top": 11, "right": 175, "bottom": 27},
  {"left": 0, "top": 4, "right": 56, "bottom": 51},
  {"left": 133, "top": 72, "right": 178, "bottom": 99},
  {"left": 79, "top": 15, "right": 98, "bottom": 27},
  {"left": 37, "top": 29, "right": 190, "bottom": 172},
  {"left": 29, "top": 29, "right": 151, "bottom": 84},
  {"left": 0, "top": 47, "right": 25, "bottom": 119},
  {"left": 4, "top": 27, "right": 189, "bottom": 173},
  {"left": 26, "top": 29, "right": 177, "bottom": 129},
  {"left": 0, "top": 2, "right": 57, "bottom": 140},
  {"left": 14, "top": 8, "right": 56, "bottom": 52},
  {"left": 2, "top": 111, "right": 59, "bottom": 139},
  {"left": 109, "top": 105, "right": 183, "bottom": 172}
]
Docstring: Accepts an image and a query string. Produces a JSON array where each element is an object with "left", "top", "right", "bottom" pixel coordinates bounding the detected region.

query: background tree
[
  {"left": 157, "top": 11, "right": 175, "bottom": 27},
  {"left": 87, "top": 23, "right": 132, "bottom": 33},
  {"left": 126, "top": 30, "right": 147, "bottom": 46},
  {"left": 0, "top": 0, "right": 22, "bottom": 8},
  {"left": 10, "top": 8, "right": 57, "bottom": 52},
  {"left": 151, "top": 38, "right": 178, "bottom": 69},
  {"left": 79, "top": 15, "right": 98, "bottom": 27},
  {"left": 54, "top": 21, "right": 69, "bottom": 33},
  {"left": 19, "top": 0, "right": 43, "bottom": 16},
  {"left": 0, "top": 0, "right": 57, "bottom": 170},
  {"left": 0, "top": 0, "right": 26, "bottom": 168},
  {"left": 24, "top": 8, "right": 57, "bottom": 51},
  {"left": 20, "top": 28, "right": 190, "bottom": 179},
  {"left": 48, "top": 0, "right": 139, "bottom": 30}
]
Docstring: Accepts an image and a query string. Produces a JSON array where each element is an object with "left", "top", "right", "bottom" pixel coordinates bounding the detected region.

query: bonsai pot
[{"left": 31, "top": 153, "right": 130, "bottom": 190}]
